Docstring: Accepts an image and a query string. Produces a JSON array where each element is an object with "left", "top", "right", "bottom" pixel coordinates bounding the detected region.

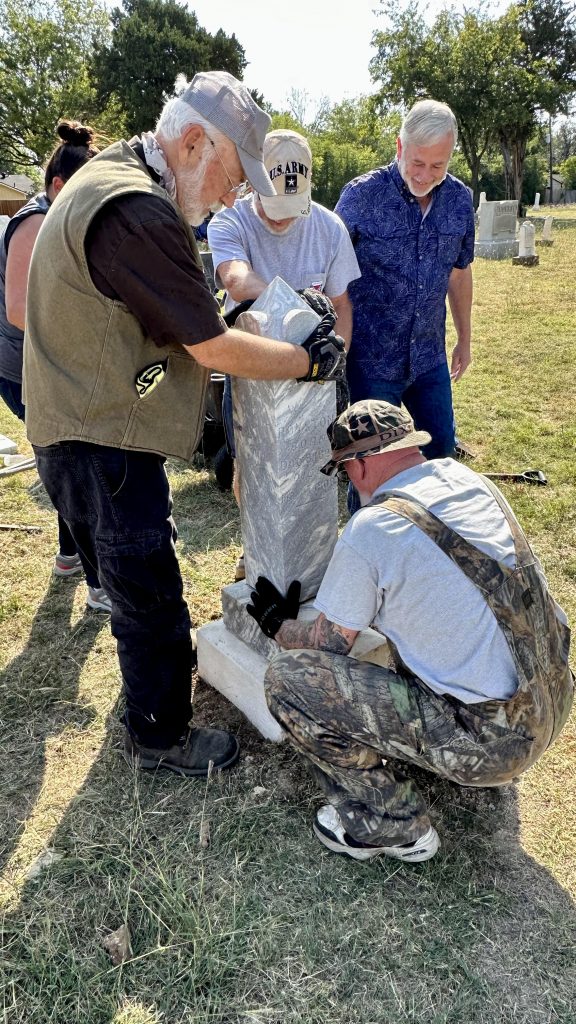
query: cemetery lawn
[{"left": 1, "top": 227, "right": 575, "bottom": 1024}]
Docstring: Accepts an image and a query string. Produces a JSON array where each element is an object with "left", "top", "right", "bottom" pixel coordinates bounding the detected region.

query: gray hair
[
  {"left": 400, "top": 100, "right": 458, "bottom": 151},
  {"left": 155, "top": 74, "right": 226, "bottom": 146}
]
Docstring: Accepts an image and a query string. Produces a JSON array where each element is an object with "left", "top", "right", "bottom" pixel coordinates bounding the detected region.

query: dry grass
[{"left": 0, "top": 227, "right": 575, "bottom": 1023}]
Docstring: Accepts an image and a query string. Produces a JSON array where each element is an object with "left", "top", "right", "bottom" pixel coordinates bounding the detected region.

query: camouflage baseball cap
[{"left": 320, "top": 400, "right": 432, "bottom": 476}]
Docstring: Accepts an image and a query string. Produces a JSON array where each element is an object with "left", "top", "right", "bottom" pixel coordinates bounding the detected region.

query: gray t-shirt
[
  {"left": 207, "top": 196, "right": 361, "bottom": 314},
  {"left": 314, "top": 459, "right": 534, "bottom": 704}
]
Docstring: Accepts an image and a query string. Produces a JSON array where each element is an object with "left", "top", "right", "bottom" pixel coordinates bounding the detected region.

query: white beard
[{"left": 176, "top": 143, "right": 214, "bottom": 226}]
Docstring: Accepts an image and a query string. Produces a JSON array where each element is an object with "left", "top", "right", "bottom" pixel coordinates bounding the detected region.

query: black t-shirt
[{"left": 85, "top": 148, "right": 224, "bottom": 349}]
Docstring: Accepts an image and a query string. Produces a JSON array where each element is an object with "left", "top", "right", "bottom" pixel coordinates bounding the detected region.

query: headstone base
[
  {"left": 197, "top": 608, "right": 394, "bottom": 741},
  {"left": 535, "top": 239, "right": 554, "bottom": 247},
  {"left": 474, "top": 240, "right": 519, "bottom": 260},
  {"left": 197, "top": 620, "right": 284, "bottom": 741},
  {"left": 512, "top": 254, "right": 539, "bottom": 266},
  {"left": 0, "top": 434, "right": 18, "bottom": 456}
]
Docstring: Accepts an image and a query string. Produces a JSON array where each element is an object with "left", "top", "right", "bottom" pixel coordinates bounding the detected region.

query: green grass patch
[{"left": 1, "top": 227, "right": 575, "bottom": 1023}]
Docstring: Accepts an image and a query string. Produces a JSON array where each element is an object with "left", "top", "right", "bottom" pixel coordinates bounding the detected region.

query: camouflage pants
[{"left": 265, "top": 650, "right": 537, "bottom": 845}]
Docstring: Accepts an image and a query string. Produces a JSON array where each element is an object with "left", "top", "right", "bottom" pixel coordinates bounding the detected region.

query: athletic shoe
[
  {"left": 123, "top": 727, "right": 240, "bottom": 777},
  {"left": 234, "top": 553, "right": 246, "bottom": 582},
  {"left": 86, "top": 586, "right": 112, "bottom": 613},
  {"left": 53, "top": 552, "right": 83, "bottom": 577},
  {"left": 313, "top": 804, "right": 440, "bottom": 863}
]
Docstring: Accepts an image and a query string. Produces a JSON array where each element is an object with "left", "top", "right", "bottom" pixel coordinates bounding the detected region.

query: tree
[
  {"left": 94, "top": 0, "right": 247, "bottom": 135},
  {"left": 560, "top": 153, "right": 576, "bottom": 186},
  {"left": 0, "top": 0, "right": 114, "bottom": 170}
]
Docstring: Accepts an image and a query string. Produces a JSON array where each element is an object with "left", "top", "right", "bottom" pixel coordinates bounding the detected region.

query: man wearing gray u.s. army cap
[{"left": 246, "top": 400, "right": 573, "bottom": 864}]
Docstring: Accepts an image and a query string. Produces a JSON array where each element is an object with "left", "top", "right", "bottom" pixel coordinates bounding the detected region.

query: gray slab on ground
[
  {"left": 0, "top": 434, "right": 18, "bottom": 456},
  {"left": 474, "top": 239, "right": 519, "bottom": 260}
]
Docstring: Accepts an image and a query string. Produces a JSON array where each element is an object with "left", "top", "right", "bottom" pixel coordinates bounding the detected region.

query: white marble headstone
[
  {"left": 518, "top": 221, "right": 536, "bottom": 257},
  {"left": 233, "top": 277, "right": 338, "bottom": 601},
  {"left": 542, "top": 215, "right": 553, "bottom": 241},
  {"left": 534, "top": 193, "right": 541, "bottom": 209}
]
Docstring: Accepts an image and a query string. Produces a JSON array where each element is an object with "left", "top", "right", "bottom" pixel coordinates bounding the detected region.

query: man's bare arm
[
  {"left": 447, "top": 264, "right": 473, "bottom": 381},
  {"left": 217, "top": 258, "right": 268, "bottom": 302},
  {"left": 277, "top": 612, "right": 358, "bottom": 654},
  {"left": 189, "top": 328, "right": 309, "bottom": 379},
  {"left": 329, "top": 291, "right": 353, "bottom": 351}
]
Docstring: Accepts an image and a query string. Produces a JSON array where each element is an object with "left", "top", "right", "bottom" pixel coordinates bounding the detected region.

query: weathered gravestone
[
  {"left": 513, "top": 221, "right": 539, "bottom": 266},
  {"left": 534, "top": 192, "right": 541, "bottom": 209},
  {"left": 196, "top": 278, "right": 391, "bottom": 740},
  {"left": 536, "top": 215, "right": 554, "bottom": 247},
  {"left": 475, "top": 199, "right": 519, "bottom": 260}
]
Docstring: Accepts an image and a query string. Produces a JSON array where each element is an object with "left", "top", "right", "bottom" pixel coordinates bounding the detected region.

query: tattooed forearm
[{"left": 277, "top": 613, "right": 357, "bottom": 654}]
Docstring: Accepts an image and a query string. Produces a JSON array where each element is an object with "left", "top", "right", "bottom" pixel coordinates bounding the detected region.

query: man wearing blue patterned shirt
[{"left": 335, "top": 100, "right": 474, "bottom": 462}]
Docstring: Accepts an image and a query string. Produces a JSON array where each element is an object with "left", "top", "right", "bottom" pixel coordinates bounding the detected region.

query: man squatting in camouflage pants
[{"left": 247, "top": 401, "right": 574, "bottom": 863}]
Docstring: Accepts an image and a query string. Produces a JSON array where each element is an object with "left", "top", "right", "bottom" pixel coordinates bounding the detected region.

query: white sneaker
[
  {"left": 53, "top": 552, "right": 83, "bottom": 577},
  {"left": 313, "top": 804, "right": 440, "bottom": 863},
  {"left": 86, "top": 586, "right": 112, "bottom": 613}
]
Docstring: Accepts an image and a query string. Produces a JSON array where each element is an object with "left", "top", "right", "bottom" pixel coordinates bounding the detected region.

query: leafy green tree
[
  {"left": 94, "top": 0, "right": 247, "bottom": 135},
  {"left": 560, "top": 153, "right": 576, "bottom": 187},
  {"left": 310, "top": 140, "right": 378, "bottom": 210},
  {"left": 0, "top": 0, "right": 115, "bottom": 170}
]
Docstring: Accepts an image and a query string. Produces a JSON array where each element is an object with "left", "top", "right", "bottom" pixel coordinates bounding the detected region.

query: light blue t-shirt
[
  {"left": 314, "top": 459, "right": 533, "bottom": 704},
  {"left": 207, "top": 196, "right": 360, "bottom": 314}
]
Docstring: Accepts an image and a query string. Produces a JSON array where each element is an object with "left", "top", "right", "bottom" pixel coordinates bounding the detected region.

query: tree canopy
[
  {"left": 93, "top": 0, "right": 247, "bottom": 135},
  {"left": 0, "top": 0, "right": 113, "bottom": 170}
]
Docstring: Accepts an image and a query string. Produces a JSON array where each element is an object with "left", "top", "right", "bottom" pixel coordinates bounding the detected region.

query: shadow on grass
[
  {"left": 0, "top": 575, "right": 109, "bottom": 877},
  {"left": 168, "top": 462, "right": 241, "bottom": 559},
  {"left": 2, "top": 681, "right": 575, "bottom": 1024}
]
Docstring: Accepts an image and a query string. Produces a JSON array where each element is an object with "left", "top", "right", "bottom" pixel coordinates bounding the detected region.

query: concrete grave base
[
  {"left": 197, "top": 620, "right": 283, "bottom": 741},
  {"left": 512, "top": 254, "right": 539, "bottom": 266},
  {"left": 197, "top": 598, "right": 395, "bottom": 742},
  {"left": 0, "top": 434, "right": 18, "bottom": 456},
  {"left": 474, "top": 239, "right": 519, "bottom": 260}
]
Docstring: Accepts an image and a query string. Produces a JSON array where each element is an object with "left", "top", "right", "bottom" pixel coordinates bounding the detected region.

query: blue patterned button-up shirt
[{"left": 335, "top": 161, "right": 475, "bottom": 390}]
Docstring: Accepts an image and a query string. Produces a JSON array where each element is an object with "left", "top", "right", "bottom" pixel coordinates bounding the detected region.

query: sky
[{"left": 187, "top": 0, "right": 509, "bottom": 112}]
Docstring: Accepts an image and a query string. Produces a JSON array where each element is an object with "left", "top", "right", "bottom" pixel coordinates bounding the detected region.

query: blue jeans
[
  {"left": 0, "top": 375, "right": 25, "bottom": 420},
  {"left": 0, "top": 376, "right": 81, "bottom": 562},
  {"left": 348, "top": 363, "right": 456, "bottom": 514},
  {"left": 34, "top": 442, "right": 194, "bottom": 747}
]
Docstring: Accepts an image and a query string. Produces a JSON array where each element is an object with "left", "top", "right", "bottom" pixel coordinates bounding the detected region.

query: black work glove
[
  {"left": 297, "top": 288, "right": 336, "bottom": 321},
  {"left": 246, "top": 576, "right": 301, "bottom": 639},
  {"left": 223, "top": 299, "right": 254, "bottom": 327},
  {"left": 298, "top": 313, "right": 346, "bottom": 383}
]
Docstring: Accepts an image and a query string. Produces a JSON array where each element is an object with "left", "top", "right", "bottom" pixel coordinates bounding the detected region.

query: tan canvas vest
[
  {"left": 24, "top": 141, "right": 210, "bottom": 461},
  {"left": 375, "top": 480, "right": 573, "bottom": 765}
]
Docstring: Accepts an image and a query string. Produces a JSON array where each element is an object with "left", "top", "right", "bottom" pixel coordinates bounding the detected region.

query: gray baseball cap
[{"left": 179, "top": 70, "right": 275, "bottom": 197}]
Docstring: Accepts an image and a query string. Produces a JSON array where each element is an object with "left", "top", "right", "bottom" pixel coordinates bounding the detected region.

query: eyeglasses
[{"left": 209, "top": 139, "right": 251, "bottom": 200}]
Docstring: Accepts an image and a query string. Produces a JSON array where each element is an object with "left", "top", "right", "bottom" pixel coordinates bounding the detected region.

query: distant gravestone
[
  {"left": 475, "top": 200, "right": 519, "bottom": 260},
  {"left": 534, "top": 193, "right": 541, "bottom": 209},
  {"left": 513, "top": 222, "right": 539, "bottom": 266},
  {"left": 536, "top": 215, "right": 554, "bottom": 248}
]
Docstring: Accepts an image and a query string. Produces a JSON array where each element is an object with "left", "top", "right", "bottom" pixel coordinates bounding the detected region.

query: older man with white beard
[{"left": 23, "top": 71, "right": 346, "bottom": 779}]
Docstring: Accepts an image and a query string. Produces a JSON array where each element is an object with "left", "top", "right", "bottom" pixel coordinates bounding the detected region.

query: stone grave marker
[
  {"left": 196, "top": 278, "right": 390, "bottom": 740},
  {"left": 534, "top": 192, "right": 541, "bottom": 209},
  {"left": 513, "top": 221, "right": 539, "bottom": 266},
  {"left": 475, "top": 200, "right": 519, "bottom": 260},
  {"left": 536, "top": 215, "right": 554, "bottom": 247}
]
